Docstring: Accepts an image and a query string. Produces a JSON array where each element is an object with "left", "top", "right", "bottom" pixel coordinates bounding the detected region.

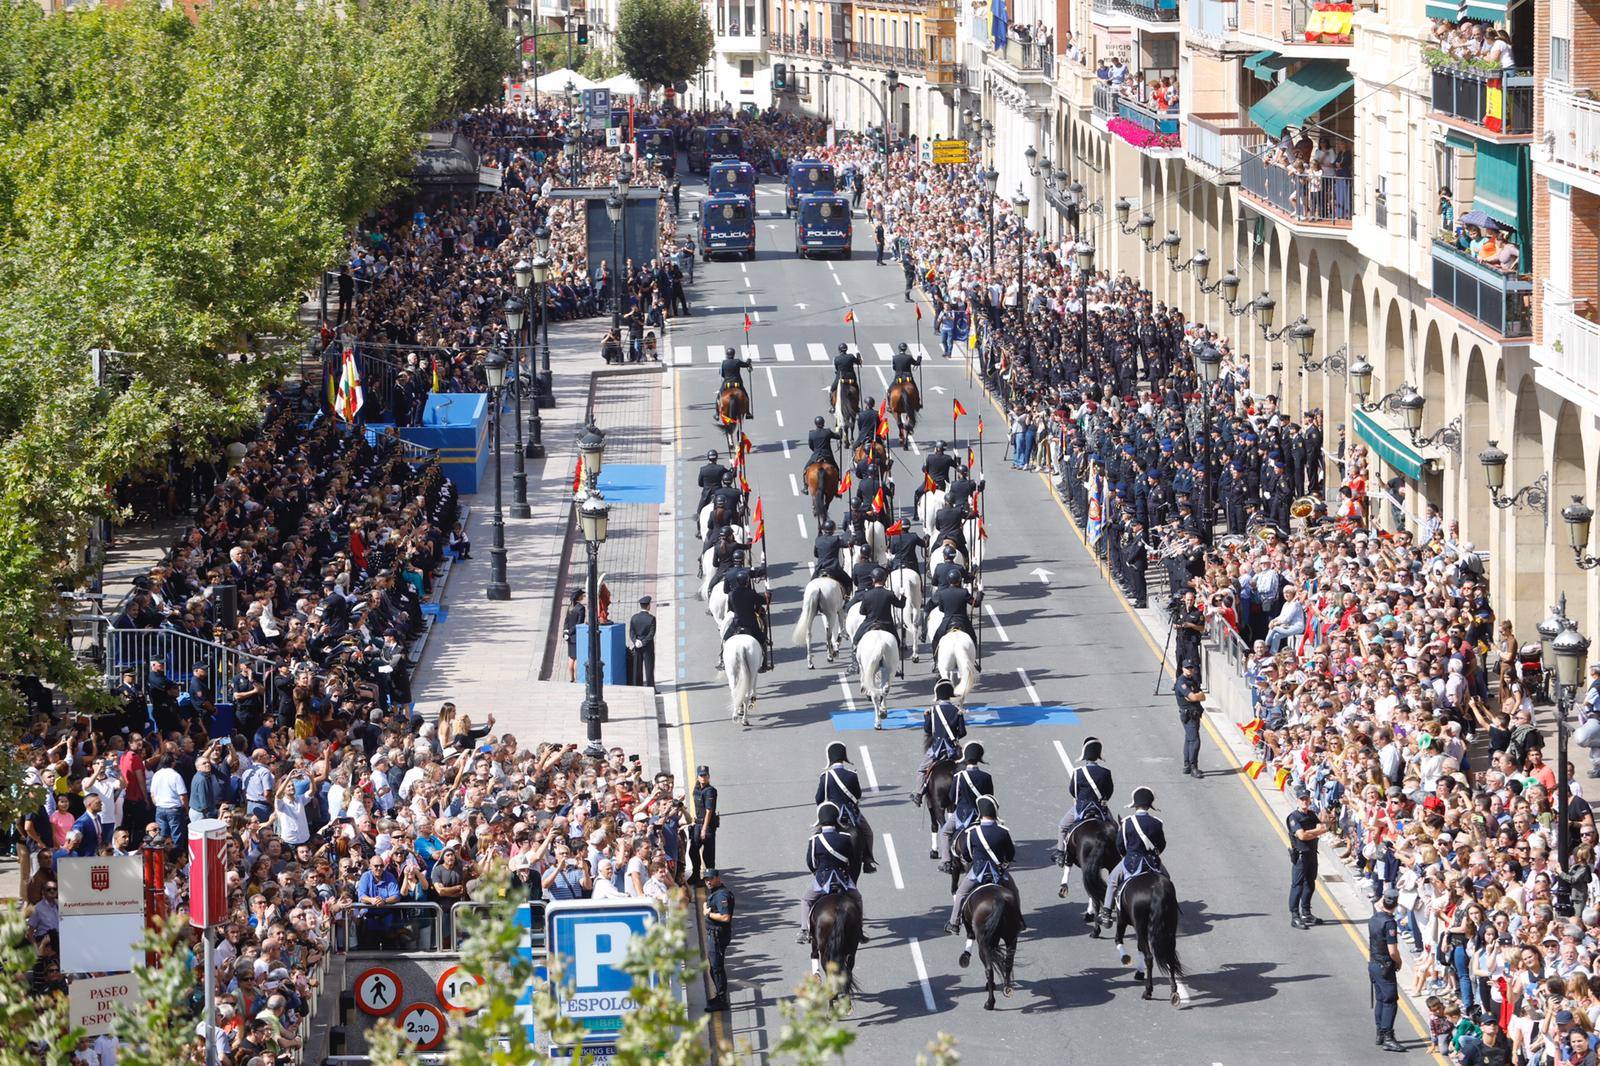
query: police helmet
[
  {"left": 814, "top": 415, "right": 825, "bottom": 428},
  {"left": 1129, "top": 786, "right": 1157, "bottom": 810},
  {"left": 962, "top": 741, "right": 985, "bottom": 764},
  {"left": 731, "top": 549, "right": 746, "bottom": 562},
  {"left": 1081, "top": 737, "right": 1103, "bottom": 763},
  {"left": 976, "top": 795, "right": 999, "bottom": 820},
  {"left": 815, "top": 801, "right": 841, "bottom": 827},
  {"left": 724, "top": 346, "right": 736, "bottom": 358},
  {"left": 720, "top": 470, "right": 735, "bottom": 485},
  {"left": 826, "top": 741, "right": 850, "bottom": 764},
  {"left": 719, "top": 527, "right": 736, "bottom": 540},
  {"left": 870, "top": 567, "right": 887, "bottom": 583},
  {"left": 707, "top": 449, "right": 719, "bottom": 462},
  {"left": 897, "top": 342, "right": 909, "bottom": 355},
  {"left": 837, "top": 342, "right": 849, "bottom": 356},
  {"left": 934, "top": 678, "right": 956, "bottom": 700},
  {"left": 943, "top": 545, "right": 957, "bottom": 559},
  {"left": 864, "top": 397, "right": 875, "bottom": 409},
  {"left": 936, "top": 440, "right": 948, "bottom": 451},
  {"left": 822, "top": 519, "right": 836, "bottom": 534},
  {"left": 733, "top": 568, "right": 751, "bottom": 586},
  {"left": 942, "top": 570, "right": 960, "bottom": 587}
]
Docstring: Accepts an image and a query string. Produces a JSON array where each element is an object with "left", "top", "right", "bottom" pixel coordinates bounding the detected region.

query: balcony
[
  {"left": 1540, "top": 84, "right": 1600, "bottom": 193},
  {"left": 1540, "top": 291, "right": 1600, "bottom": 392},
  {"left": 1185, "top": 114, "right": 1262, "bottom": 183},
  {"left": 1093, "top": 0, "right": 1180, "bottom": 26},
  {"left": 1429, "top": 238, "right": 1532, "bottom": 338},
  {"left": 1236, "top": 0, "right": 1352, "bottom": 48},
  {"left": 1429, "top": 65, "right": 1532, "bottom": 138},
  {"left": 1239, "top": 145, "right": 1353, "bottom": 231},
  {"left": 1186, "top": 0, "right": 1249, "bottom": 49},
  {"left": 769, "top": 32, "right": 834, "bottom": 58},
  {"left": 845, "top": 42, "right": 926, "bottom": 72},
  {"left": 715, "top": 26, "right": 765, "bottom": 54},
  {"left": 993, "top": 36, "right": 1053, "bottom": 80},
  {"left": 1094, "top": 84, "right": 1181, "bottom": 152},
  {"left": 537, "top": 0, "right": 569, "bottom": 15}
]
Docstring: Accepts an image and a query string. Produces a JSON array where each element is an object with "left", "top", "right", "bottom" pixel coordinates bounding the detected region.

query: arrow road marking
[
  {"left": 1030, "top": 566, "right": 1053, "bottom": 583},
  {"left": 1017, "top": 667, "right": 1042, "bottom": 706},
  {"left": 795, "top": 303, "right": 810, "bottom": 310},
  {"left": 929, "top": 384, "right": 948, "bottom": 394},
  {"left": 983, "top": 603, "right": 1009, "bottom": 642}
]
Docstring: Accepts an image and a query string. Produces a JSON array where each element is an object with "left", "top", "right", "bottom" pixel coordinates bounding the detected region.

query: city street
[{"left": 664, "top": 178, "right": 1418, "bottom": 1062}]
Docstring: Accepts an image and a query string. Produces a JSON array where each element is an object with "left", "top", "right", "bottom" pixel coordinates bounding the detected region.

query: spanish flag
[
  {"left": 953, "top": 398, "right": 968, "bottom": 418},
  {"left": 572, "top": 460, "right": 582, "bottom": 493},
  {"left": 977, "top": 415, "right": 985, "bottom": 438},
  {"left": 967, "top": 446, "right": 976, "bottom": 468},
  {"left": 885, "top": 520, "right": 904, "bottom": 535},
  {"left": 739, "top": 432, "right": 753, "bottom": 458},
  {"left": 1243, "top": 760, "right": 1265, "bottom": 780},
  {"left": 872, "top": 487, "right": 885, "bottom": 514},
  {"left": 844, "top": 309, "right": 855, "bottom": 324},
  {"left": 924, "top": 473, "right": 938, "bottom": 492},
  {"left": 739, "top": 470, "right": 749, "bottom": 494},
  {"left": 1273, "top": 767, "right": 1291, "bottom": 792},
  {"left": 743, "top": 313, "right": 752, "bottom": 334},
  {"left": 977, "top": 517, "right": 989, "bottom": 540},
  {"left": 839, "top": 471, "right": 852, "bottom": 497},
  {"left": 752, "top": 498, "right": 765, "bottom": 542}
]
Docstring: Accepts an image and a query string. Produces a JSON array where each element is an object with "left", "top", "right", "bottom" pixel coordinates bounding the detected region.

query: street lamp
[
  {"left": 562, "top": 136, "right": 579, "bottom": 185},
  {"left": 1479, "top": 442, "right": 1548, "bottom": 513},
  {"left": 533, "top": 226, "right": 554, "bottom": 409},
  {"left": 1195, "top": 343, "right": 1223, "bottom": 537},
  {"left": 1561, "top": 496, "right": 1600, "bottom": 569},
  {"left": 606, "top": 192, "right": 624, "bottom": 335},
  {"left": 578, "top": 421, "right": 607, "bottom": 494},
  {"left": 531, "top": 253, "right": 553, "bottom": 441},
  {"left": 484, "top": 349, "right": 511, "bottom": 601},
  {"left": 504, "top": 297, "right": 531, "bottom": 518},
  {"left": 579, "top": 490, "right": 611, "bottom": 759},
  {"left": 1014, "top": 186, "right": 1030, "bottom": 314},
  {"left": 981, "top": 167, "right": 999, "bottom": 266},
  {"left": 1074, "top": 240, "right": 1095, "bottom": 374},
  {"left": 1547, "top": 596, "right": 1592, "bottom": 915}
]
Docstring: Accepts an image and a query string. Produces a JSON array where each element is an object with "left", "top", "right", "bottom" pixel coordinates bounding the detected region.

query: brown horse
[
  {"left": 804, "top": 459, "right": 840, "bottom": 527},
  {"left": 717, "top": 384, "right": 748, "bottom": 451},
  {"left": 887, "top": 377, "right": 921, "bottom": 447},
  {"left": 853, "top": 439, "right": 887, "bottom": 469}
]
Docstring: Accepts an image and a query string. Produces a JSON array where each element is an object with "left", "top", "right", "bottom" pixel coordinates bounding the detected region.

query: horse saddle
[
  {"left": 893, "top": 373, "right": 917, "bottom": 389},
  {"left": 1114, "top": 865, "right": 1171, "bottom": 914},
  {"left": 818, "top": 870, "right": 853, "bottom": 895}
]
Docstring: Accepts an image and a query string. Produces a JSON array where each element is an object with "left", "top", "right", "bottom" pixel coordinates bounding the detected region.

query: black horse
[
  {"left": 1052, "top": 818, "right": 1118, "bottom": 933},
  {"left": 1113, "top": 871, "right": 1187, "bottom": 1005},
  {"left": 958, "top": 882, "right": 1022, "bottom": 1010},
  {"left": 924, "top": 757, "right": 956, "bottom": 860},
  {"left": 810, "top": 891, "right": 863, "bottom": 1010}
]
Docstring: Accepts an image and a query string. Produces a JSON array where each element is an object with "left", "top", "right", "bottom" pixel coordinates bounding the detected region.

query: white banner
[
  {"left": 58, "top": 855, "right": 143, "bottom": 918},
  {"left": 70, "top": 974, "right": 139, "bottom": 1036}
]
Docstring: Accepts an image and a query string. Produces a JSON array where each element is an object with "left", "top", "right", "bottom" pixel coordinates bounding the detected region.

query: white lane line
[
  {"left": 872, "top": 342, "right": 894, "bottom": 362},
  {"left": 746, "top": 292, "right": 756, "bottom": 305},
  {"left": 1017, "top": 667, "right": 1042, "bottom": 706},
  {"left": 774, "top": 343, "right": 795, "bottom": 362},
  {"left": 741, "top": 342, "right": 760, "bottom": 364},
  {"left": 764, "top": 366, "right": 777, "bottom": 397},
  {"left": 796, "top": 512, "right": 809, "bottom": 537},
  {"left": 908, "top": 938, "right": 937, "bottom": 1012},
  {"left": 789, "top": 473, "right": 801, "bottom": 496},
  {"left": 882, "top": 833, "right": 906, "bottom": 890},
  {"left": 782, "top": 438, "right": 792, "bottom": 459},
  {"left": 1053, "top": 740, "right": 1075, "bottom": 775},
  {"left": 873, "top": 365, "right": 890, "bottom": 390},
  {"left": 807, "top": 343, "right": 829, "bottom": 361},
  {"left": 858, "top": 745, "right": 879, "bottom": 791},
  {"left": 753, "top": 310, "right": 762, "bottom": 323},
  {"left": 740, "top": 261, "right": 747, "bottom": 273},
  {"left": 775, "top": 409, "right": 785, "bottom": 427},
  {"left": 983, "top": 603, "right": 1010, "bottom": 643},
  {"left": 833, "top": 275, "right": 843, "bottom": 287},
  {"left": 840, "top": 290, "right": 850, "bottom": 302},
  {"left": 837, "top": 673, "right": 856, "bottom": 712},
  {"left": 908, "top": 436, "right": 921, "bottom": 455}
]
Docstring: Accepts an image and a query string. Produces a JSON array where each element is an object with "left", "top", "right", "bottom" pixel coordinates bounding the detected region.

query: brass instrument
[{"left": 1289, "top": 495, "right": 1317, "bottom": 520}]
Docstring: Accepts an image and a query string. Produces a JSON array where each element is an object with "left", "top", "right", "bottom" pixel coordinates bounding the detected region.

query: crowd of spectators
[
  {"left": 1094, "top": 58, "right": 1180, "bottom": 112},
  {"left": 1251, "top": 127, "right": 1355, "bottom": 223},
  {"left": 1427, "top": 18, "right": 1519, "bottom": 69},
  {"left": 1440, "top": 209, "right": 1523, "bottom": 275}
]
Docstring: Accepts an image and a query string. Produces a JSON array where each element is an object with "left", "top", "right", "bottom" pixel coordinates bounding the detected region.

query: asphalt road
[{"left": 665, "top": 175, "right": 1407, "bottom": 1064}]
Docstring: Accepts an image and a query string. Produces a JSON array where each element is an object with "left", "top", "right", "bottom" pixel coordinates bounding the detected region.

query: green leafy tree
[
  {"left": 114, "top": 916, "right": 204, "bottom": 1066},
  {"left": 615, "top": 0, "right": 712, "bottom": 91},
  {"left": 0, "top": 912, "right": 80, "bottom": 1066}
]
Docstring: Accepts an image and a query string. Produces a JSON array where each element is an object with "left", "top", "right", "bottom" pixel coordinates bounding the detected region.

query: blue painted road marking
[
  {"left": 596, "top": 464, "right": 667, "bottom": 504},
  {"left": 830, "top": 704, "right": 1080, "bottom": 731}
]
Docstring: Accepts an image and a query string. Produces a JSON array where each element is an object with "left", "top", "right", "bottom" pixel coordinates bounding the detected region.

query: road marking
[
  {"left": 807, "top": 342, "right": 829, "bottom": 361},
  {"left": 741, "top": 343, "right": 760, "bottom": 364},
  {"left": 873, "top": 365, "right": 889, "bottom": 390},
  {"left": 858, "top": 745, "right": 879, "bottom": 791},
  {"left": 872, "top": 343, "right": 894, "bottom": 362},
  {"left": 1017, "top": 667, "right": 1042, "bottom": 706},
  {"left": 882, "top": 832, "right": 905, "bottom": 890},
  {"left": 908, "top": 436, "right": 921, "bottom": 455},
  {"left": 840, "top": 290, "right": 850, "bottom": 302},
  {"left": 673, "top": 344, "right": 694, "bottom": 366},
  {"left": 907, "top": 938, "right": 937, "bottom": 1012},
  {"left": 837, "top": 673, "right": 856, "bottom": 712},
  {"left": 764, "top": 366, "right": 777, "bottom": 397},
  {"left": 1053, "top": 740, "right": 1075, "bottom": 775},
  {"left": 796, "top": 512, "right": 808, "bottom": 537},
  {"left": 740, "top": 262, "right": 747, "bottom": 273},
  {"left": 782, "top": 438, "right": 792, "bottom": 459},
  {"left": 705, "top": 344, "right": 722, "bottom": 364},
  {"left": 789, "top": 473, "right": 801, "bottom": 496},
  {"left": 774, "top": 343, "right": 795, "bottom": 362},
  {"left": 833, "top": 275, "right": 843, "bottom": 286},
  {"left": 983, "top": 603, "right": 1010, "bottom": 642},
  {"left": 746, "top": 292, "right": 756, "bottom": 305},
  {"left": 911, "top": 343, "right": 931, "bottom": 359},
  {"left": 775, "top": 409, "right": 785, "bottom": 427},
  {"left": 753, "top": 310, "right": 762, "bottom": 323}
]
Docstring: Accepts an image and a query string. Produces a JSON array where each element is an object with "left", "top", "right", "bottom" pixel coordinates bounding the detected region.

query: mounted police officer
[
  {"left": 843, "top": 546, "right": 878, "bottom": 615},
  {"left": 853, "top": 568, "right": 905, "bottom": 659},
  {"left": 707, "top": 469, "right": 745, "bottom": 526},
  {"left": 1056, "top": 736, "right": 1115, "bottom": 848},
  {"left": 724, "top": 568, "right": 771, "bottom": 670},
  {"left": 925, "top": 569, "right": 980, "bottom": 652},
  {"left": 892, "top": 341, "right": 921, "bottom": 384},
  {"left": 856, "top": 396, "right": 880, "bottom": 447},
  {"left": 1103, "top": 786, "right": 1167, "bottom": 917},
  {"left": 886, "top": 514, "right": 927, "bottom": 574},
  {"left": 911, "top": 679, "right": 966, "bottom": 808},
  {"left": 812, "top": 519, "right": 850, "bottom": 595},
  {"left": 707, "top": 544, "right": 748, "bottom": 597},
  {"left": 718, "top": 345, "right": 755, "bottom": 418},
  {"left": 932, "top": 498, "right": 973, "bottom": 571},
  {"left": 930, "top": 544, "right": 970, "bottom": 589},
  {"left": 697, "top": 449, "right": 728, "bottom": 511},
  {"left": 797, "top": 800, "right": 866, "bottom": 944},
  {"left": 1368, "top": 887, "right": 1406, "bottom": 1052},
  {"left": 946, "top": 796, "right": 1022, "bottom": 935},
  {"left": 814, "top": 741, "right": 877, "bottom": 874},
  {"left": 806, "top": 415, "right": 840, "bottom": 472},
  {"left": 938, "top": 741, "right": 994, "bottom": 872},
  {"left": 831, "top": 342, "right": 861, "bottom": 417},
  {"left": 945, "top": 463, "right": 984, "bottom": 513},
  {"left": 918, "top": 442, "right": 957, "bottom": 506}
]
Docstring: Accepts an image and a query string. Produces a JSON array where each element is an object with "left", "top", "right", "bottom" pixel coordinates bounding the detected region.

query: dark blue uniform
[
  {"left": 1061, "top": 761, "right": 1115, "bottom": 835},
  {"left": 704, "top": 882, "right": 734, "bottom": 1003},
  {"left": 938, "top": 764, "right": 994, "bottom": 862},
  {"left": 853, "top": 586, "right": 904, "bottom": 647},
  {"left": 813, "top": 533, "right": 849, "bottom": 590},
  {"left": 926, "top": 584, "right": 978, "bottom": 649},
  {"left": 887, "top": 528, "right": 926, "bottom": 572},
  {"left": 915, "top": 700, "right": 967, "bottom": 799},
  {"left": 949, "top": 819, "right": 1020, "bottom": 927},
  {"left": 814, "top": 762, "right": 876, "bottom": 871},
  {"left": 1368, "top": 907, "right": 1401, "bottom": 1038},
  {"left": 1287, "top": 806, "right": 1320, "bottom": 920},
  {"left": 799, "top": 826, "right": 862, "bottom": 936},
  {"left": 807, "top": 426, "right": 840, "bottom": 468},
  {"left": 1104, "top": 809, "right": 1166, "bottom": 910}
]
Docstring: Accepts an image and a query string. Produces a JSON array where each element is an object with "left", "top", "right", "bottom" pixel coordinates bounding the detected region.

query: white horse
[
  {"left": 860, "top": 520, "right": 889, "bottom": 566},
  {"left": 887, "top": 566, "right": 923, "bottom": 663},
  {"left": 792, "top": 575, "right": 846, "bottom": 669},
  {"left": 963, "top": 516, "right": 986, "bottom": 571},
  {"left": 708, "top": 581, "right": 731, "bottom": 636},
  {"left": 697, "top": 501, "right": 743, "bottom": 541},
  {"left": 926, "top": 608, "right": 979, "bottom": 705},
  {"left": 855, "top": 628, "right": 899, "bottom": 728},
  {"left": 697, "top": 526, "right": 749, "bottom": 598},
  {"left": 723, "top": 633, "right": 762, "bottom": 725},
  {"left": 917, "top": 487, "right": 947, "bottom": 538}
]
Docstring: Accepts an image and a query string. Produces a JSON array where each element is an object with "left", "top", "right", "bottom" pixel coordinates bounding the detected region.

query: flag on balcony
[{"left": 991, "top": 0, "right": 1008, "bottom": 48}]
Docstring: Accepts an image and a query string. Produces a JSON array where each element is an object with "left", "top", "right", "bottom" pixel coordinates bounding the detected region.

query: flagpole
[{"left": 915, "top": 305, "right": 925, "bottom": 400}]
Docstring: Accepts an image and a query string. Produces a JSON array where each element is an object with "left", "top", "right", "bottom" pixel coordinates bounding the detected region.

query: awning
[
  {"left": 1426, "top": 0, "right": 1508, "bottom": 21},
  {"left": 1247, "top": 61, "right": 1356, "bottom": 138},
  {"left": 1472, "top": 140, "right": 1529, "bottom": 228},
  {"left": 1244, "top": 51, "right": 1290, "bottom": 83},
  {"left": 1444, "top": 129, "right": 1478, "bottom": 151},
  {"left": 1425, "top": 0, "right": 1456, "bottom": 18},
  {"left": 1354, "top": 408, "right": 1424, "bottom": 481}
]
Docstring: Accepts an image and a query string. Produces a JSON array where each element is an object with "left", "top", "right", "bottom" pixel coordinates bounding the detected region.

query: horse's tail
[
  {"left": 728, "top": 638, "right": 756, "bottom": 712},
  {"left": 1078, "top": 823, "right": 1116, "bottom": 901},
  {"left": 792, "top": 583, "right": 820, "bottom": 646},
  {"left": 953, "top": 636, "right": 977, "bottom": 701},
  {"left": 823, "top": 898, "right": 862, "bottom": 996},
  {"left": 1149, "top": 876, "right": 1185, "bottom": 981},
  {"left": 975, "top": 889, "right": 1009, "bottom": 975}
]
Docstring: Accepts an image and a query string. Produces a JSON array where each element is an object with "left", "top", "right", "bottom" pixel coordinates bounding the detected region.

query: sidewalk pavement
[{"left": 410, "top": 316, "right": 685, "bottom": 775}]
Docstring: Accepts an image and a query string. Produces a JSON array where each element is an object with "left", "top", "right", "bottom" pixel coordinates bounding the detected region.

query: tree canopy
[{"left": 615, "top": 0, "right": 713, "bottom": 90}]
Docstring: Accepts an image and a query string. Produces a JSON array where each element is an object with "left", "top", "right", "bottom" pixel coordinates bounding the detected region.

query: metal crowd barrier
[
  {"left": 333, "top": 902, "right": 445, "bottom": 953},
  {"left": 105, "top": 627, "right": 279, "bottom": 704}
]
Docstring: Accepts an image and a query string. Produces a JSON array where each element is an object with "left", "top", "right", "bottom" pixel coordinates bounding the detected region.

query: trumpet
[
  {"left": 1246, "top": 513, "right": 1285, "bottom": 543},
  {"left": 1289, "top": 495, "right": 1318, "bottom": 520}
]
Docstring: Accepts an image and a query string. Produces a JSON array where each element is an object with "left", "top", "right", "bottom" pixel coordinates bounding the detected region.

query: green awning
[
  {"left": 1354, "top": 408, "right": 1424, "bottom": 481},
  {"left": 1472, "top": 141, "right": 1529, "bottom": 229},
  {"left": 1248, "top": 61, "right": 1355, "bottom": 138},
  {"left": 1244, "top": 50, "right": 1290, "bottom": 83},
  {"left": 1444, "top": 129, "right": 1478, "bottom": 151},
  {"left": 1428, "top": 0, "right": 1507, "bottom": 21},
  {"left": 1425, "top": 0, "right": 1456, "bottom": 18}
]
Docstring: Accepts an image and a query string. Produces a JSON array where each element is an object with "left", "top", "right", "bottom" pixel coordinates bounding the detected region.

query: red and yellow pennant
[
  {"left": 966, "top": 447, "right": 976, "bottom": 469},
  {"left": 752, "top": 498, "right": 765, "bottom": 542},
  {"left": 953, "top": 397, "right": 968, "bottom": 418},
  {"left": 977, "top": 517, "right": 989, "bottom": 540},
  {"left": 843, "top": 309, "right": 855, "bottom": 324},
  {"left": 743, "top": 313, "right": 752, "bottom": 334},
  {"left": 977, "top": 415, "right": 985, "bottom": 437},
  {"left": 885, "top": 520, "right": 904, "bottom": 535},
  {"left": 839, "top": 471, "right": 852, "bottom": 499},
  {"left": 872, "top": 487, "right": 886, "bottom": 514},
  {"left": 1273, "top": 767, "right": 1291, "bottom": 792},
  {"left": 1243, "top": 761, "right": 1266, "bottom": 780},
  {"left": 739, "top": 432, "right": 753, "bottom": 458},
  {"left": 924, "top": 473, "right": 938, "bottom": 492}
]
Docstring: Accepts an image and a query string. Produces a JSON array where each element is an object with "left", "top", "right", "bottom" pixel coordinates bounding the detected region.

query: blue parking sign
[{"left": 544, "top": 899, "right": 659, "bottom": 1042}]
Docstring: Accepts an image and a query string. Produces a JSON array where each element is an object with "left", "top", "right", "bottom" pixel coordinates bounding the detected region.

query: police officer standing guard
[
  {"left": 703, "top": 870, "right": 734, "bottom": 1012},
  {"left": 689, "top": 765, "right": 719, "bottom": 883},
  {"left": 1173, "top": 660, "right": 1206, "bottom": 779},
  {"left": 628, "top": 597, "right": 656, "bottom": 689},
  {"left": 1286, "top": 785, "right": 1327, "bottom": 929},
  {"left": 1368, "top": 887, "right": 1408, "bottom": 1052}
]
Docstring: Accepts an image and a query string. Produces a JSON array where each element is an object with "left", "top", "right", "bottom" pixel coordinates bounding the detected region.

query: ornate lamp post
[
  {"left": 484, "top": 349, "right": 511, "bottom": 601},
  {"left": 504, "top": 297, "right": 531, "bottom": 519}
]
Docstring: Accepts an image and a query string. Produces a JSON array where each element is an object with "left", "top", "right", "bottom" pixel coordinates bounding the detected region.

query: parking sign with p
[{"left": 543, "top": 899, "right": 659, "bottom": 1047}]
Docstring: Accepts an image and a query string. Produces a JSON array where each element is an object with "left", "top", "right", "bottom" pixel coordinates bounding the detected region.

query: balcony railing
[
  {"left": 1430, "top": 66, "right": 1532, "bottom": 136},
  {"left": 770, "top": 32, "right": 832, "bottom": 57},
  {"left": 1094, "top": 0, "right": 1181, "bottom": 20},
  {"left": 842, "top": 42, "right": 926, "bottom": 71},
  {"left": 1430, "top": 238, "right": 1532, "bottom": 337},
  {"left": 1541, "top": 290, "right": 1600, "bottom": 388},
  {"left": 1186, "top": 0, "right": 1239, "bottom": 39},
  {"left": 1239, "top": 0, "right": 1351, "bottom": 45},
  {"left": 1185, "top": 114, "right": 1261, "bottom": 181},
  {"left": 1240, "top": 145, "right": 1353, "bottom": 226},
  {"left": 998, "top": 36, "right": 1052, "bottom": 76},
  {"left": 1093, "top": 81, "right": 1118, "bottom": 119},
  {"left": 1544, "top": 84, "right": 1600, "bottom": 180}
]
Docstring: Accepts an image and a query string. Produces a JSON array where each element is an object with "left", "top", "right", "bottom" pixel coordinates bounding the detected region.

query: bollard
[{"left": 339, "top": 990, "right": 355, "bottom": 1025}]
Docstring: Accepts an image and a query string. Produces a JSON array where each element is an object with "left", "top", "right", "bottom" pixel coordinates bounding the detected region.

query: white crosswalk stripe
[
  {"left": 673, "top": 345, "right": 694, "bottom": 366},
  {"left": 808, "top": 342, "right": 829, "bottom": 361},
  {"left": 911, "top": 343, "right": 931, "bottom": 359},
  {"left": 773, "top": 343, "right": 795, "bottom": 362},
  {"left": 742, "top": 343, "right": 760, "bottom": 363},
  {"left": 705, "top": 344, "right": 723, "bottom": 365},
  {"left": 872, "top": 342, "right": 894, "bottom": 361}
]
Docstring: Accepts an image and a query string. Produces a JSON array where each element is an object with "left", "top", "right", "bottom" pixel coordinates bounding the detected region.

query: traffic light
[
  {"left": 774, "top": 62, "right": 787, "bottom": 91},
  {"left": 576, "top": 22, "right": 589, "bottom": 44}
]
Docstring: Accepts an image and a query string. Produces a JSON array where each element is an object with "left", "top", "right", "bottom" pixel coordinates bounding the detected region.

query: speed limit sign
[
  {"left": 396, "top": 1003, "right": 447, "bottom": 1051},
  {"left": 436, "top": 964, "right": 483, "bottom": 1012}
]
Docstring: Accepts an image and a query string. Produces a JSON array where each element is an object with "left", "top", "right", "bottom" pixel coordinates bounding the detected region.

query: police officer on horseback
[
  {"left": 797, "top": 800, "right": 866, "bottom": 944},
  {"left": 886, "top": 513, "right": 927, "bottom": 573},
  {"left": 812, "top": 520, "right": 850, "bottom": 596},
  {"left": 946, "top": 464, "right": 984, "bottom": 513},
  {"left": 911, "top": 679, "right": 966, "bottom": 807},
  {"left": 707, "top": 470, "right": 745, "bottom": 526},
  {"left": 938, "top": 742, "right": 993, "bottom": 872},
  {"left": 697, "top": 449, "right": 728, "bottom": 511},
  {"left": 719, "top": 346, "right": 755, "bottom": 418},
  {"left": 853, "top": 569, "right": 905, "bottom": 660},
  {"left": 832, "top": 342, "right": 861, "bottom": 401},
  {"left": 930, "top": 544, "right": 970, "bottom": 589},
  {"left": 946, "top": 796, "right": 1022, "bottom": 934},
  {"left": 1058, "top": 737, "right": 1115, "bottom": 841},
  {"left": 725, "top": 568, "right": 772, "bottom": 671},
  {"left": 843, "top": 550, "right": 878, "bottom": 615},
  {"left": 933, "top": 497, "right": 973, "bottom": 563},
  {"left": 807, "top": 415, "right": 840, "bottom": 472},
  {"left": 856, "top": 396, "right": 880, "bottom": 446},
  {"left": 707, "top": 542, "right": 749, "bottom": 594},
  {"left": 917, "top": 442, "right": 956, "bottom": 507},
  {"left": 892, "top": 341, "right": 921, "bottom": 384},
  {"left": 925, "top": 569, "right": 980, "bottom": 651},
  {"left": 814, "top": 742, "right": 877, "bottom": 874},
  {"left": 1103, "top": 786, "right": 1167, "bottom": 918}
]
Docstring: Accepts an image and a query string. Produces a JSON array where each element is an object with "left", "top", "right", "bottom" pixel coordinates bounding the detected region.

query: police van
[
  {"left": 794, "top": 194, "right": 853, "bottom": 259},
  {"left": 698, "top": 194, "right": 756, "bottom": 260},
  {"left": 784, "top": 159, "right": 836, "bottom": 216},
  {"left": 707, "top": 160, "right": 757, "bottom": 197},
  {"left": 687, "top": 125, "right": 744, "bottom": 174}
]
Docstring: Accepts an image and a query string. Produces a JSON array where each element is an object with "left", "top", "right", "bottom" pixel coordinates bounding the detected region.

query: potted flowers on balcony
[{"left": 1108, "top": 117, "right": 1180, "bottom": 151}]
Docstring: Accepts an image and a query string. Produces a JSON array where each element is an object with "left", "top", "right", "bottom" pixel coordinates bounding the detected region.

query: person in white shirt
[
  {"left": 149, "top": 760, "right": 188, "bottom": 845},
  {"left": 85, "top": 758, "right": 124, "bottom": 835},
  {"left": 591, "top": 858, "right": 627, "bottom": 899},
  {"left": 1266, "top": 586, "right": 1306, "bottom": 653},
  {"left": 399, "top": 754, "right": 431, "bottom": 802},
  {"left": 368, "top": 757, "right": 396, "bottom": 815},
  {"left": 274, "top": 771, "right": 312, "bottom": 847}
]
